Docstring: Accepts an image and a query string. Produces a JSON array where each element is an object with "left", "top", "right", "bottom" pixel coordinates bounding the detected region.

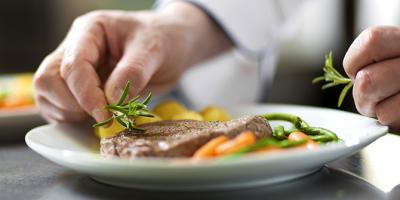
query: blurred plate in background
[{"left": 0, "top": 107, "right": 45, "bottom": 140}]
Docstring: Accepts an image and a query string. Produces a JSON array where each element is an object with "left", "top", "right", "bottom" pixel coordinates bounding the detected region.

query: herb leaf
[
  {"left": 313, "top": 51, "right": 353, "bottom": 107},
  {"left": 92, "top": 81, "right": 153, "bottom": 131}
]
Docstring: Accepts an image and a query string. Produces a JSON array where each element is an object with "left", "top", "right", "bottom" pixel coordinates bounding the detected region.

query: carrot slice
[
  {"left": 288, "top": 131, "right": 319, "bottom": 150},
  {"left": 193, "top": 135, "right": 229, "bottom": 159},
  {"left": 252, "top": 146, "right": 283, "bottom": 154},
  {"left": 288, "top": 131, "right": 310, "bottom": 141},
  {"left": 215, "top": 131, "right": 256, "bottom": 155}
]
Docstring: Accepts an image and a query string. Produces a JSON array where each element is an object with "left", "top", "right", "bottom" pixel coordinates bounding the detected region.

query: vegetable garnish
[
  {"left": 220, "top": 138, "right": 307, "bottom": 160},
  {"left": 312, "top": 51, "right": 353, "bottom": 107},
  {"left": 264, "top": 113, "right": 338, "bottom": 142},
  {"left": 93, "top": 81, "right": 154, "bottom": 131},
  {"left": 211, "top": 113, "right": 340, "bottom": 161}
]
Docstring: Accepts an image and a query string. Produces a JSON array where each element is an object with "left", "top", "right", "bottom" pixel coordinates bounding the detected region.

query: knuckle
[
  {"left": 60, "top": 56, "right": 78, "bottom": 80},
  {"left": 140, "top": 26, "right": 168, "bottom": 55},
  {"left": 33, "top": 72, "right": 47, "bottom": 90},
  {"left": 34, "top": 62, "right": 58, "bottom": 91},
  {"left": 147, "top": 34, "right": 166, "bottom": 55},
  {"left": 84, "top": 10, "right": 109, "bottom": 20},
  {"left": 360, "top": 27, "right": 384, "bottom": 60},
  {"left": 72, "top": 10, "right": 109, "bottom": 28},
  {"left": 362, "top": 27, "right": 382, "bottom": 48}
]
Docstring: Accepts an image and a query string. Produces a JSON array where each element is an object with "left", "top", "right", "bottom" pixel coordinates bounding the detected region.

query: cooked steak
[{"left": 100, "top": 115, "right": 272, "bottom": 159}]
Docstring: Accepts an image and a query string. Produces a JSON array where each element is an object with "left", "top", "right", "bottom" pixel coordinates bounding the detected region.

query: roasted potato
[
  {"left": 95, "top": 119, "right": 125, "bottom": 139},
  {"left": 135, "top": 114, "right": 162, "bottom": 125},
  {"left": 201, "top": 106, "right": 231, "bottom": 122},
  {"left": 171, "top": 111, "right": 204, "bottom": 121},
  {"left": 153, "top": 100, "right": 187, "bottom": 120}
]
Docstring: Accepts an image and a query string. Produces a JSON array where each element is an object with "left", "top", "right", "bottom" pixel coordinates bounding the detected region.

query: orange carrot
[
  {"left": 288, "top": 131, "right": 310, "bottom": 141},
  {"left": 193, "top": 135, "right": 229, "bottom": 159},
  {"left": 252, "top": 146, "right": 283, "bottom": 154},
  {"left": 288, "top": 131, "right": 319, "bottom": 150},
  {"left": 215, "top": 131, "right": 256, "bottom": 155}
]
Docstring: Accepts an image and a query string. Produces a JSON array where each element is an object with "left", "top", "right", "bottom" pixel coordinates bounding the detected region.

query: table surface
[{"left": 1, "top": 131, "right": 400, "bottom": 200}]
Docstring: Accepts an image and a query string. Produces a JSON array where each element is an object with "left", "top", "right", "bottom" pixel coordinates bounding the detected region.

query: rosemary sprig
[
  {"left": 92, "top": 81, "right": 154, "bottom": 131},
  {"left": 312, "top": 51, "right": 353, "bottom": 107}
]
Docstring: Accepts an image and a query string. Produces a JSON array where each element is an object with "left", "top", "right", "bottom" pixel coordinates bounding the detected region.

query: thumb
[{"left": 105, "top": 36, "right": 165, "bottom": 103}]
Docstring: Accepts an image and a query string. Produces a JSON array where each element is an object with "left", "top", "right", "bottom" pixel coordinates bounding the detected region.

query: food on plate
[
  {"left": 153, "top": 100, "right": 187, "bottom": 120},
  {"left": 100, "top": 115, "right": 272, "bottom": 159},
  {"left": 95, "top": 119, "right": 126, "bottom": 139},
  {"left": 170, "top": 111, "right": 204, "bottom": 121},
  {"left": 214, "top": 131, "right": 256, "bottom": 155},
  {"left": 135, "top": 114, "right": 162, "bottom": 125},
  {"left": 201, "top": 106, "right": 231, "bottom": 122},
  {"left": 94, "top": 82, "right": 340, "bottom": 160},
  {"left": 0, "top": 73, "right": 35, "bottom": 109},
  {"left": 192, "top": 135, "right": 229, "bottom": 158},
  {"left": 93, "top": 81, "right": 230, "bottom": 139}
]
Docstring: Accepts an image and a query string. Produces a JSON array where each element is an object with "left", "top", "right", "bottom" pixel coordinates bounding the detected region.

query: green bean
[
  {"left": 272, "top": 125, "right": 286, "bottom": 140},
  {"left": 262, "top": 113, "right": 339, "bottom": 143},
  {"left": 300, "top": 127, "right": 338, "bottom": 141},
  {"left": 263, "top": 113, "right": 309, "bottom": 129}
]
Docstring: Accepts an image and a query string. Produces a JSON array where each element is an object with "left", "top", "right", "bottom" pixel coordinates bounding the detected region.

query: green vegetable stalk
[
  {"left": 313, "top": 51, "right": 353, "bottom": 107},
  {"left": 263, "top": 113, "right": 339, "bottom": 142}
]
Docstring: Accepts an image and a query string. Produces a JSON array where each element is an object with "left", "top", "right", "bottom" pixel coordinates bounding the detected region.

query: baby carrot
[
  {"left": 252, "top": 146, "right": 283, "bottom": 154},
  {"left": 288, "top": 131, "right": 310, "bottom": 141},
  {"left": 215, "top": 131, "right": 256, "bottom": 155},
  {"left": 193, "top": 135, "right": 229, "bottom": 159},
  {"left": 288, "top": 131, "right": 319, "bottom": 149}
]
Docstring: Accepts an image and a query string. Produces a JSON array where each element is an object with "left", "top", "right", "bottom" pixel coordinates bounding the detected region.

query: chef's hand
[
  {"left": 34, "top": 2, "right": 231, "bottom": 123},
  {"left": 343, "top": 26, "right": 400, "bottom": 130}
]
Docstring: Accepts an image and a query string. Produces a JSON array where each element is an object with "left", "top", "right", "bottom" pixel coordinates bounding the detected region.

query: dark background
[{"left": 0, "top": 0, "right": 398, "bottom": 113}]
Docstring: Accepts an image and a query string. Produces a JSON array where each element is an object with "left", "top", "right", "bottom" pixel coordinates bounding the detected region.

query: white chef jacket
[{"left": 155, "top": 0, "right": 305, "bottom": 109}]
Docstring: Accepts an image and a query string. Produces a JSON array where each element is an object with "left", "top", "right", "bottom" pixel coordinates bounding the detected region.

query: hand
[
  {"left": 34, "top": 2, "right": 231, "bottom": 123},
  {"left": 343, "top": 26, "right": 400, "bottom": 130}
]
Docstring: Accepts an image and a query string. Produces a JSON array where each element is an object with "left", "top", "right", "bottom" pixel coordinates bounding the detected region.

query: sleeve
[{"left": 155, "top": 0, "right": 306, "bottom": 56}]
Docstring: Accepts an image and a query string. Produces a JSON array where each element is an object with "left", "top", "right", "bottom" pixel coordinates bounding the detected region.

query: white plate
[
  {"left": 25, "top": 104, "right": 388, "bottom": 190},
  {"left": 0, "top": 107, "right": 45, "bottom": 139}
]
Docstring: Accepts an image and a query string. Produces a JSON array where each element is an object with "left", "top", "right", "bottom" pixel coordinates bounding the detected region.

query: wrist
[{"left": 157, "top": 2, "right": 232, "bottom": 67}]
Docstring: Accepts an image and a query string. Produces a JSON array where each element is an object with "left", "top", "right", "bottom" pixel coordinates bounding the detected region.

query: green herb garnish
[
  {"left": 312, "top": 51, "right": 353, "bottom": 107},
  {"left": 92, "top": 81, "right": 153, "bottom": 131}
]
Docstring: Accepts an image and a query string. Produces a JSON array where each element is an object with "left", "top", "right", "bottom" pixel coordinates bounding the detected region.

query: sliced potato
[
  {"left": 153, "top": 100, "right": 187, "bottom": 120},
  {"left": 135, "top": 114, "right": 162, "bottom": 125},
  {"left": 201, "top": 106, "right": 231, "bottom": 122},
  {"left": 95, "top": 119, "right": 125, "bottom": 139},
  {"left": 171, "top": 111, "right": 204, "bottom": 121}
]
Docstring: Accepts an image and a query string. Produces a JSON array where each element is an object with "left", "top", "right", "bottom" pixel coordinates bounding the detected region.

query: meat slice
[{"left": 100, "top": 115, "right": 272, "bottom": 159}]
